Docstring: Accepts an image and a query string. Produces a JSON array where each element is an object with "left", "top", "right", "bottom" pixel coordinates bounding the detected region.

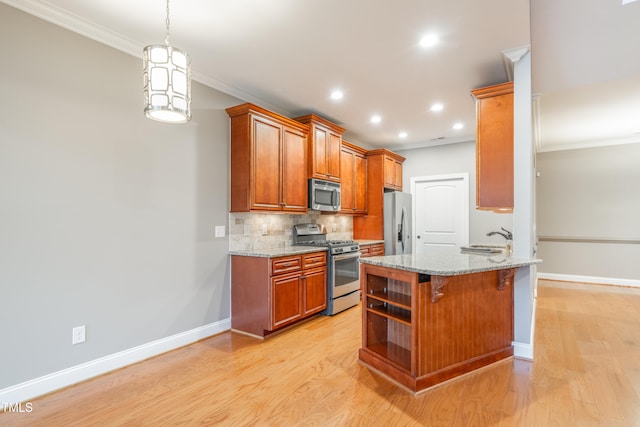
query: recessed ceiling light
[
  {"left": 420, "top": 34, "right": 439, "bottom": 48},
  {"left": 430, "top": 103, "right": 444, "bottom": 112},
  {"left": 330, "top": 90, "right": 344, "bottom": 100},
  {"left": 399, "top": 132, "right": 408, "bottom": 139},
  {"left": 622, "top": 0, "right": 638, "bottom": 5},
  {"left": 370, "top": 115, "right": 381, "bottom": 124},
  {"left": 453, "top": 122, "right": 464, "bottom": 130}
]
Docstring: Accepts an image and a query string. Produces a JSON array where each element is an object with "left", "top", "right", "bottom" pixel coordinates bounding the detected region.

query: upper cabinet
[
  {"left": 471, "top": 82, "right": 514, "bottom": 213},
  {"left": 227, "top": 103, "right": 309, "bottom": 213},
  {"left": 294, "top": 114, "right": 345, "bottom": 182},
  {"left": 340, "top": 141, "right": 368, "bottom": 215},
  {"left": 383, "top": 155, "right": 403, "bottom": 191}
]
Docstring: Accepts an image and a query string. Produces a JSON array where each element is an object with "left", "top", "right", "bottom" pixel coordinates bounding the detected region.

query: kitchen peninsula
[{"left": 359, "top": 248, "right": 540, "bottom": 393}]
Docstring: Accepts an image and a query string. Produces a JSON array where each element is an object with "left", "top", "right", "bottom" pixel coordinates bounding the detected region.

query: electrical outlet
[
  {"left": 72, "top": 325, "right": 86, "bottom": 345},
  {"left": 214, "top": 225, "right": 225, "bottom": 238},
  {"left": 261, "top": 223, "right": 268, "bottom": 235},
  {"left": 243, "top": 225, "right": 250, "bottom": 236}
]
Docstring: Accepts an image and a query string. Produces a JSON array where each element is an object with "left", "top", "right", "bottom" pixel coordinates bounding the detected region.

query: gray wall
[
  {"left": 0, "top": 4, "right": 241, "bottom": 388},
  {"left": 398, "top": 141, "right": 513, "bottom": 244},
  {"left": 536, "top": 143, "right": 640, "bottom": 280}
]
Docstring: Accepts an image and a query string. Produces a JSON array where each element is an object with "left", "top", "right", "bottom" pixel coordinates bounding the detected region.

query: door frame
[{"left": 410, "top": 173, "right": 470, "bottom": 249}]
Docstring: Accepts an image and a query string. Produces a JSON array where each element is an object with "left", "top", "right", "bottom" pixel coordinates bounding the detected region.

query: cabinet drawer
[
  {"left": 302, "top": 252, "right": 327, "bottom": 269},
  {"left": 359, "top": 245, "right": 371, "bottom": 257},
  {"left": 272, "top": 256, "right": 302, "bottom": 275},
  {"left": 370, "top": 244, "right": 385, "bottom": 256}
]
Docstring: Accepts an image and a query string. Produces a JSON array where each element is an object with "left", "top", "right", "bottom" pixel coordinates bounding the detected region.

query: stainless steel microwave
[{"left": 308, "top": 178, "right": 341, "bottom": 211}]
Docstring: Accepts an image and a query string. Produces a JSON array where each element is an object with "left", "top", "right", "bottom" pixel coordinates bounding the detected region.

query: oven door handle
[{"left": 333, "top": 253, "right": 360, "bottom": 261}]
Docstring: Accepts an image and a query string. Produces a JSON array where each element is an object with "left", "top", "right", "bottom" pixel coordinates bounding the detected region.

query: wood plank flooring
[{"left": 3, "top": 279, "right": 640, "bottom": 426}]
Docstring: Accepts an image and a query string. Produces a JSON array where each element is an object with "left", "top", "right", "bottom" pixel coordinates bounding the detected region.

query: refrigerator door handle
[{"left": 399, "top": 207, "right": 407, "bottom": 253}]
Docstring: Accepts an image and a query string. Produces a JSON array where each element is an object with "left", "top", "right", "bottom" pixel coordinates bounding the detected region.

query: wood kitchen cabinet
[
  {"left": 353, "top": 149, "right": 405, "bottom": 240},
  {"left": 383, "top": 155, "right": 403, "bottom": 191},
  {"left": 471, "top": 82, "right": 514, "bottom": 212},
  {"left": 227, "top": 103, "right": 309, "bottom": 213},
  {"left": 295, "top": 114, "right": 345, "bottom": 182},
  {"left": 339, "top": 141, "right": 368, "bottom": 215},
  {"left": 231, "top": 251, "right": 327, "bottom": 337}
]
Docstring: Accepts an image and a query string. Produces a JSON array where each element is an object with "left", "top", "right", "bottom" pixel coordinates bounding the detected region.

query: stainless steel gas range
[{"left": 293, "top": 224, "right": 360, "bottom": 315}]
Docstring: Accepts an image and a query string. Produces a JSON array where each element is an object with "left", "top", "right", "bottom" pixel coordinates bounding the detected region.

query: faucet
[
  {"left": 487, "top": 227, "right": 512, "bottom": 241},
  {"left": 487, "top": 228, "right": 513, "bottom": 255}
]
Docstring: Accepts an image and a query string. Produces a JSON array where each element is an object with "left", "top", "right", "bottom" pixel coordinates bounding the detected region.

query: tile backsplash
[{"left": 229, "top": 212, "right": 353, "bottom": 252}]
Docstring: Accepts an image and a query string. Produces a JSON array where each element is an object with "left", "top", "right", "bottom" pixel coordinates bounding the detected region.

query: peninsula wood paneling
[{"left": 415, "top": 271, "right": 514, "bottom": 377}]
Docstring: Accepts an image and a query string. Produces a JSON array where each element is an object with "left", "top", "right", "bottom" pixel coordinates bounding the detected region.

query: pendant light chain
[{"left": 165, "top": 0, "right": 171, "bottom": 46}]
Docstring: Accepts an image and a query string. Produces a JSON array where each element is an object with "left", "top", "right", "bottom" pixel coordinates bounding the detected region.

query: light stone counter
[
  {"left": 359, "top": 246, "right": 541, "bottom": 276},
  {"left": 229, "top": 246, "right": 328, "bottom": 258}
]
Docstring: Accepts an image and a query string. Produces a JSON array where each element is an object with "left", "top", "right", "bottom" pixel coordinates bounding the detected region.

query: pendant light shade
[{"left": 143, "top": 0, "right": 191, "bottom": 123}]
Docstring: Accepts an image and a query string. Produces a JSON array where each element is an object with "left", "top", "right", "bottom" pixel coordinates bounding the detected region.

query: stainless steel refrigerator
[{"left": 384, "top": 191, "right": 412, "bottom": 255}]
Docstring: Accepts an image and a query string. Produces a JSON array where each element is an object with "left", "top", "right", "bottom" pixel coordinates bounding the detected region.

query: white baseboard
[
  {"left": 537, "top": 272, "right": 640, "bottom": 288},
  {"left": 513, "top": 341, "right": 533, "bottom": 360},
  {"left": 0, "top": 318, "right": 231, "bottom": 404}
]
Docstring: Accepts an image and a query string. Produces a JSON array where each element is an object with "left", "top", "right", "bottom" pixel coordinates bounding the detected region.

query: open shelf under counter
[{"left": 365, "top": 302, "right": 411, "bottom": 325}]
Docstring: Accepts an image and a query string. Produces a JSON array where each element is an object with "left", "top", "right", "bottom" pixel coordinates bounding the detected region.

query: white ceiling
[{"left": 4, "top": 0, "right": 640, "bottom": 152}]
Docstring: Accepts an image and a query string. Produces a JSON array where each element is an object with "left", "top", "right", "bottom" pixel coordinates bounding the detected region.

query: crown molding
[{"left": 538, "top": 134, "right": 640, "bottom": 153}]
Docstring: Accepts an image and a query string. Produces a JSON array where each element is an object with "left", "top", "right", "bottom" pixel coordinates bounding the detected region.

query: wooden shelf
[
  {"left": 366, "top": 290, "right": 411, "bottom": 310},
  {"left": 366, "top": 303, "right": 411, "bottom": 325},
  {"left": 367, "top": 341, "right": 411, "bottom": 371}
]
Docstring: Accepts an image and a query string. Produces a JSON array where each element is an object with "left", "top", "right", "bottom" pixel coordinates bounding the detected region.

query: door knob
[{"left": 417, "top": 235, "right": 421, "bottom": 239}]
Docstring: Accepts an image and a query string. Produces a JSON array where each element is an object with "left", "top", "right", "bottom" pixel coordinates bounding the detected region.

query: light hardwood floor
[{"left": 3, "top": 280, "right": 640, "bottom": 426}]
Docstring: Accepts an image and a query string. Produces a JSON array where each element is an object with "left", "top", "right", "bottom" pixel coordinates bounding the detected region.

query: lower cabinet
[{"left": 231, "top": 251, "right": 327, "bottom": 338}]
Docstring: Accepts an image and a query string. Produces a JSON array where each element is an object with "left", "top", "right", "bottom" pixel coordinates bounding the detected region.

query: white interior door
[{"left": 411, "top": 174, "right": 469, "bottom": 253}]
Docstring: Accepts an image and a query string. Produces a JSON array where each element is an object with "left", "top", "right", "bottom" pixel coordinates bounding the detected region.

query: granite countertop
[
  {"left": 359, "top": 246, "right": 541, "bottom": 276},
  {"left": 229, "top": 246, "right": 328, "bottom": 258},
  {"left": 355, "top": 239, "right": 385, "bottom": 245}
]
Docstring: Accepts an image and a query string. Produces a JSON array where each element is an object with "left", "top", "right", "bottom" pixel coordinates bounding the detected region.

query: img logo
[{"left": 2, "top": 402, "right": 33, "bottom": 413}]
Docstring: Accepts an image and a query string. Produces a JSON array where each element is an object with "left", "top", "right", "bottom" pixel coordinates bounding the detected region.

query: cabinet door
[
  {"left": 327, "top": 131, "right": 342, "bottom": 180},
  {"left": 354, "top": 152, "right": 368, "bottom": 213},
  {"left": 476, "top": 92, "right": 514, "bottom": 210},
  {"left": 302, "top": 268, "right": 327, "bottom": 316},
  {"left": 383, "top": 156, "right": 397, "bottom": 190},
  {"left": 252, "top": 116, "right": 282, "bottom": 210},
  {"left": 311, "top": 126, "right": 328, "bottom": 179},
  {"left": 282, "top": 128, "right": 308, "bottom": 212},
  {"left": 393, "top": 160, "right": 403, "bottom": 190},
  {"left": 339, "top": 148, "right": 355, "bottom": 212},
  {"left": 271, "top": 273, "right": 302, "bottom": 329}
]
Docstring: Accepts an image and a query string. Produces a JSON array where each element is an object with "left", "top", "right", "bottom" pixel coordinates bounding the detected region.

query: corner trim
[
  {"left": 502, "top": 45, "right": 531, "bottom": 81},
  {"left": 0, "top": 318, "right": 231, "bottom": 404}
]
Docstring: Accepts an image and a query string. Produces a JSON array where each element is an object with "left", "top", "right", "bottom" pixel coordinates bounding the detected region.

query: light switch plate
[{"left": 215, "top": 225, "right": 225, "bottom": 238}]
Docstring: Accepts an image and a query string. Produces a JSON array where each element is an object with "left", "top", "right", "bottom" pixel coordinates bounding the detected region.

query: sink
[
  {"left": 460, "top": 244, "right": 504, "bottom": 254},
  {"left": 469, "top": 244, "right": 505, "bottom": 249}
]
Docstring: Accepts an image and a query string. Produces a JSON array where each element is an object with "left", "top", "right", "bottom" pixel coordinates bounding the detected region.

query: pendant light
[{"left": 143, "top": 0, "right": 191, "bottom": 123}]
